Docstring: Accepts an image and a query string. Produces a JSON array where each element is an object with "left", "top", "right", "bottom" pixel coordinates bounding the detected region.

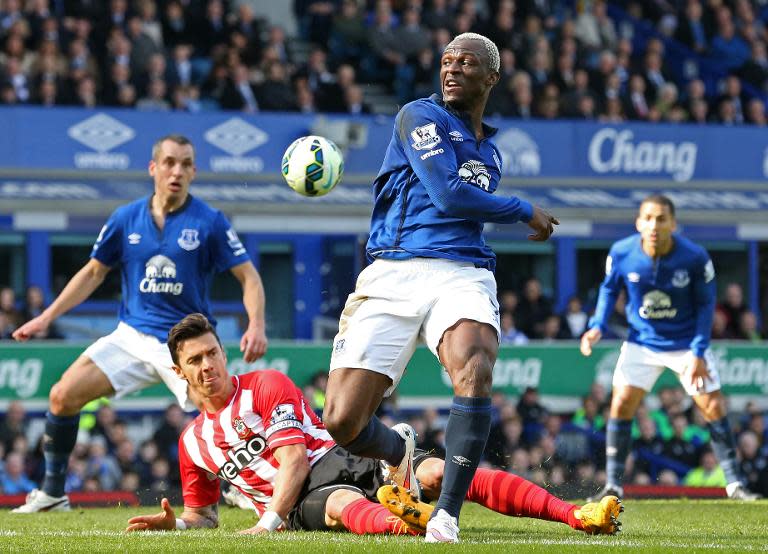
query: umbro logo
[
  {"left": 128, "top": 233, "right": 141, "bottom": 245},
  {"left": 452, "top": 455, "right": 471, "bottom": 467},
  {"left": 449, "top": 130, "right": 464, "bottom": 142}
]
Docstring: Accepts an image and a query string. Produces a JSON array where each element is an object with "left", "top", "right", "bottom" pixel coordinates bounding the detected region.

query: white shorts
[
  {"left": 83, "top": 321, "right": 193, "bottom": 411},
  {"left": 330, "top": 257, "right": 500, "bottom": 396},
  {"left": 613, "top": 341, "right": 722, "bottom": 396}
]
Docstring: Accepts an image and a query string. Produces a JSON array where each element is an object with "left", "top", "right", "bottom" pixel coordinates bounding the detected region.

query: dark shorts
[{"left": 287, "top": 446, "right": 436, "bottom": 531}]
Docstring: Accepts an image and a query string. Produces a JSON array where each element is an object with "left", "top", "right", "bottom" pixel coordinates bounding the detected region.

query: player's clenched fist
[{"left": 527, "top": 206, "right": 559, "bottom": 241}]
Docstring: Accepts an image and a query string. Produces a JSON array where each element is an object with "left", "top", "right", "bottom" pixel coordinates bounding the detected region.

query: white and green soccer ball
[{"left": 281, "top": 135, "right": 344, "bottom": 197}]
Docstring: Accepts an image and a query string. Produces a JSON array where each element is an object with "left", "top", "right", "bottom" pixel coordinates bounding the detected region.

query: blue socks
[
  {"left": 434, "top": 396, "right": 492, "bottom": 520},
  {"left": 42, "top": 412, "right": 80, "bottom": 497},
  {"left": 708, "top": 417, "right": 741, "bottom": 485},
  {"left": 606, "top": 418, "right": 633, "bottom": 488},
  {"left": 343, "top": 416, "right": 405, "bottom": 466}
]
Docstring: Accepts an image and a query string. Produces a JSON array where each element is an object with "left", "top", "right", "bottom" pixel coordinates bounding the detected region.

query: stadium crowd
[{"left": 0, "top": 0, "right": 764, "bottom": 122}]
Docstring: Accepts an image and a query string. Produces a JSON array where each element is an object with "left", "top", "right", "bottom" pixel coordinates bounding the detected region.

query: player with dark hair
[
  {"left": 126, "top": 314, "right": 622, "bottom": 536},
  {"left": 321, "top": 32, "right": 560, "bottom": 542},
  {"left": 11, "top": 135, "right": 268, "bottom": 513},
  {"left": 581, "top": 194, "right": 760, "bottom": 501}
]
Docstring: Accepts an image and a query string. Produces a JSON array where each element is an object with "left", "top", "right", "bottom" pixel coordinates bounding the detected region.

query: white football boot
[
  {"left": 11, "top": 489, "right": 71, "bottom": 513},
  {"left": 383, "top": 423, "right": 419, "bottom": 500},
  {"left": 425, "top": 508, "right": 460, "bottom": 543}
]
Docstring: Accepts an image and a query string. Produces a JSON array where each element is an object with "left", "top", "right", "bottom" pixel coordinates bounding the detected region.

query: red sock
[
  {"left": 466, "top": 468, "right": 583, "bottom": 530},
  {"left": 340, "top": 498, "right": 416, "bottom": 535}
]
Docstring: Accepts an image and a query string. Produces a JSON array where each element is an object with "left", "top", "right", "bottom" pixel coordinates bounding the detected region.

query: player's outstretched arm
[
  {"left": 580, "top": 328, "right": 603, "bottom": 356},
  {"left": 126, "top": 498, "right": 218, "bottom": 532},
  {"left": 12, "top": 258, "right": 111, "bottom": 342},
  {"left": 230, "top": 261, "right": 268, "bottom": 362},
  {"left": 239, "top": 443, "right": 310, "bottom": 534},
  {"left": 527, "top": 205, "right": 560, "bottom": 242}
]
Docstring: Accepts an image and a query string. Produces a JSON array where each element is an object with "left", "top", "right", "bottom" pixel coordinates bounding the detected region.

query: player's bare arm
[
  {"left": 239, "top": 442, "right": 310, "bottom": 534},
  {"left": 12, "top": 258, "right": 111, "bottom": 341},
  {"left": 125, "top": 498, "right": 218, "bottom": 532},
  {"left": 230, "top": 261, "right": 268, "bottom": 362},
  {"left": 527, "top": 206, "right": 560, "bottom": 242},
  {"left": 580, "top": 328, "right": 602, "bottom": 356}
]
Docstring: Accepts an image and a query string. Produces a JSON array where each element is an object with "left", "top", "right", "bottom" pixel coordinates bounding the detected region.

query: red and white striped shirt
[{"left": 178, "top": 370, "right": 335, "bottom": 513}]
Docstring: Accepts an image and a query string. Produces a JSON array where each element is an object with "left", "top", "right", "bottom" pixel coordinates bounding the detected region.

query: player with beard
[
  {"left": 126, "top": 313, "right": 622, "bottom": 536},
  {"left": 321, "top": 33, "right": 560, "bottom": 542}
]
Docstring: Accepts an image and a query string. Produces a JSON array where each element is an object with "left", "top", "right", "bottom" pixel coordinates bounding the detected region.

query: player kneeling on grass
[{"left": 127, "top": 313, "right": 622, "bottom": 536}]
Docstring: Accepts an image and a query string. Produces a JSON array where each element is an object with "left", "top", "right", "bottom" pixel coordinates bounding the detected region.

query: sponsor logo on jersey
[
  {"left": 495, "top": 128, "right": 540, "bottom": 176},
  {"left": 68, "top": 113, "right": 135, "bottom": 170},
  {"left": 420, "top": 147, "right": 444, "bottom": 160},
  {"left": 639, "top": 290, "right": 678, "bottom": 319},
  {"left": 140, "top": 255, "right": 184, "bottom": 295},
  {"left": 452, "top": 455, "right": 471, "bottom": 467},
  {"left": 410, "top": 122, "right": 441, "bottom": 150},
  {"left": 704, "top": 260, "right": 715, "bottom": 283},
  {"left": 672, "top": 269, "right": 690, "bottom": 288},
  {"left": 233, "top": 416, "right": 251, "bottom": 439},
  {"left": 177, "top": 229, "right": 200, "bottom": 251},
  {"left": 588, "top": 128, "right": 697, "bottom": 182},
  {"left": 448, "top": 130, "right": 464, "bottom": 142},
  {"left": 128, "top": 233, "right": 141, "bottom": 245},
  {"left": 217, "top": 435, "right": 268, "bottom": 481},
  {"left": 458, "top": 160, "right": 492, "bottom": 191},
  {"left": 627, "top": 272, "right": 640, "bottom": 282},
  {"left": 205, "top": 117, "right": 267, "bottom": 173}
]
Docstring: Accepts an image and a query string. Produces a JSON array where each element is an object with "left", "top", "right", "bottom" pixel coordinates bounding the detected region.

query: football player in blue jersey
[
  {"left": 581, "top": 194, "right": 759, "bottom": 501},
  {"left": 322, "top": 33, "right": 559, "bottom": 543},
  {"left": 11, "top": 134, "right": 268, "bottom": 513}
]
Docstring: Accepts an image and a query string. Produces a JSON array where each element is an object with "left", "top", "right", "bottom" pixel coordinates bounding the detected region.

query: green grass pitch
[{"left": 1, "top": 500, "right": 767, "bottom": 553}]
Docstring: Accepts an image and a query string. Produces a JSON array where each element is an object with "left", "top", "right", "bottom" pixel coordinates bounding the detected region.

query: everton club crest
[{"left": 177, "top": 229, "right": 200, "bottom": 251}]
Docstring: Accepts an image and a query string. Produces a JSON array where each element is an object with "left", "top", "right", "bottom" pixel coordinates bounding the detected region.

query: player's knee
[
  {"left": 450, "top": 352, "right": 493, "bottom": 396},
  {"left": 49, "top": 381, "right": 85, "bottom": 416}
]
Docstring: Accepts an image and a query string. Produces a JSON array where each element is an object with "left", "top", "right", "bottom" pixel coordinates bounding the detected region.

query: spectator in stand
[
  {"left": 84, "top": 436, "right": 122, "bottom": 491},
  {"left": 684, "top": 449, "right": 727, "bottom": 487},
  {"left": 676, "top": 0, "right": 709, "bottom": 54},
  {"left": 0, "top": 400, "right": 26, "bottom": 453},
  {"left": 342, "top": 84, "right": 371, "bottom": 114},
  {"left": 738, "top": 430, "right": 768, "bottom": 494},
  {"left": 152, "top": 404, "right": 187, "bottom": 463},
  {"left": 710, "top": 13, "right": 751, "bottom": 70},
  {"left": 737, "top": 310, "right": 763, "bottom": 342},
  {"left": 718, "top": 74, "right": 746, "bottom": 124},
  {"left": 161, "top": 1, "right": 193, "bottom": 50},
  {"left": 623, "top": 74, "right": 651, "bottom": 120},
  {"left": 135, "top": 76, "right": 170, "bottom": 111},
  {"left": 719, "top": 282, "right": 748, "bottom": 338},
  {"left": 711, "top": 307, "right": 731, "bottom": 339},
  {"left": 256, "top": 62, "right": 296, "bottom": 112},
  {"left": 517, "top": 386, "right": 548, "bottom": 445},
  {"left": 633, "top": 416, "right": 665, "bottom": 478},
  {"left": 219, "top": 63, "right": 258, "bottom": 112},
  {"left": 1, "top": 452, "right": 37, "bottom": 494},
  {"left": 515, "top": 277, "right": 553, "bottom": 339},
  {"left": 0, "top": 287, "right": 22, "bottom": 332},
  {"left": 574, "top": 0, "right": 617, "bottom": 58},
  {"left": 746, "top": 98, "right": 767, "bottom": 126},
  {"left": 664, "top": 413, "right": 701, "bottom": 468},
  {"left": 561, "top": 296, "right": 588, "bottom": 339},
  {"left": 329, "top": 0, "right": 367, "bottom": 65},
  {"left": 500, "top": 311, "right": 528, "bottom": 345}
]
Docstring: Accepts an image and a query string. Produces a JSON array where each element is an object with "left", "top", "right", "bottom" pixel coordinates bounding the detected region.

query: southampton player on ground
[
  {"left": 322, "top": 32, "right": 559, "bottom": 543},
  {"left": 581, "top": 194, "right": 760, "bottom": 501},
  {"left": 11, "top": 135, "right": 268, "bottom": 513},
  {"left": 127, "top": 313, "right": 622, "bottom": 536}
]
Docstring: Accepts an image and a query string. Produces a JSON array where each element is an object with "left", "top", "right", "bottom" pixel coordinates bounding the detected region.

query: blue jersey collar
[
  {"left": 428, "top": 93, "right": 498, "bottom": 139},
  {"left": 146, "top": 192, "right": 194, "bottom": 215}
]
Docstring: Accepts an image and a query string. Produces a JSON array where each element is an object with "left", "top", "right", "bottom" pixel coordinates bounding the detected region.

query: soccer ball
[{"left": 281, "top": 135, "right": 344, "bottom": 197}]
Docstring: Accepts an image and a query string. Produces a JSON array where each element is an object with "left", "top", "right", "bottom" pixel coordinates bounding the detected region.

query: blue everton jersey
[
  {"left": 90, "top": 195, "right": 250, "bottom": 341},
  {"left": 589, "top": 233, "right": 716, "bottom": 356},
  {"left": 367, "top": 94, "right": 533, "bottom": 271}
]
